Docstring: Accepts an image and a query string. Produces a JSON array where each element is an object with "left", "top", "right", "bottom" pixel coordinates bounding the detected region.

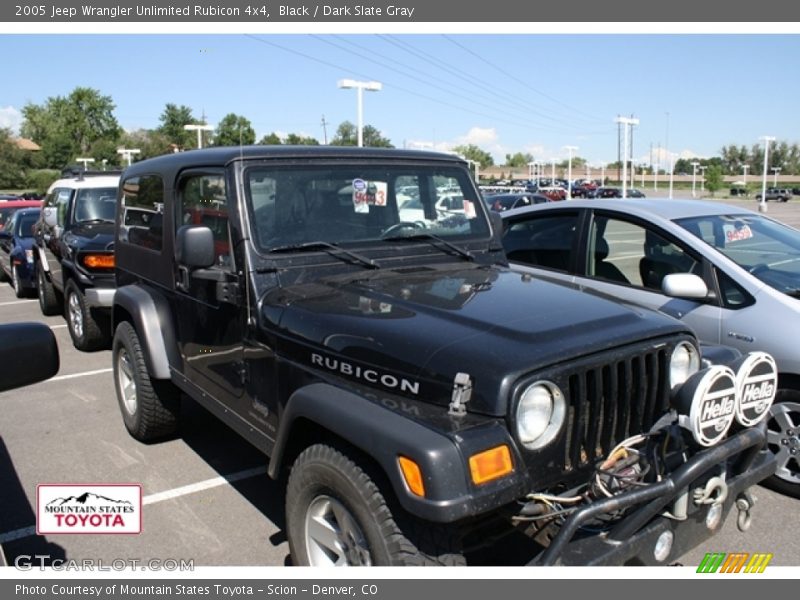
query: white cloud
[{"left": 0, "top": 106, "right": 23, "bottom": 134}]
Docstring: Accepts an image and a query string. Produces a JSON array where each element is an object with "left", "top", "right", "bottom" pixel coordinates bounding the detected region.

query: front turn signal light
[
  {"left": 82, "top": 254, "right": 115, "bottom": 269},
  {"left": 398, "top": 456, "right": 425, "bottom": 497},
  {"left": 469, "top": 445, "right": 513, "bottom": 485}
]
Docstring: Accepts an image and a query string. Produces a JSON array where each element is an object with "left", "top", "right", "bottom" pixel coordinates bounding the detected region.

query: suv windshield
[
  {"left": 677, "top": 213, "right": 800, "bottom": 295},
  {"left": 245, "top": 163, "right": 489, "bottom": 252},
  {"left": 74, "top": 187, "right": 117, "bottom": 223}
]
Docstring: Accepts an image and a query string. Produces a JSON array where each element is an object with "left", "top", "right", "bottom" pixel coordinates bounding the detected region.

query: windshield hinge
[{"left": 448, "top": 372, "right": 473, "bottom": 417}]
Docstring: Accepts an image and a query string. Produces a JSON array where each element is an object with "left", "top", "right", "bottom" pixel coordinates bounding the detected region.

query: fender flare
[
  {"left": 270, "top": 383, "right": 521, "bottom": 523},
  {"left": 113, "top": 285, "right": 181, "bottom": 380}
]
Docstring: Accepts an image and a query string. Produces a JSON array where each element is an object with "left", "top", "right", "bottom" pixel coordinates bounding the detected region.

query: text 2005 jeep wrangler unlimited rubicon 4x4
[{"left": 111, "top": 147, "right": 776, "bottom": 566}]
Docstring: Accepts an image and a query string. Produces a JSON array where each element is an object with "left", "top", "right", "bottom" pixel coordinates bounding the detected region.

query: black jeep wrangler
[
  {"left": 34, "top": 171, "right": 120, "bottom": 350},
  {"left": 111, "top": 146, "right": 776, "bottom": 566}
]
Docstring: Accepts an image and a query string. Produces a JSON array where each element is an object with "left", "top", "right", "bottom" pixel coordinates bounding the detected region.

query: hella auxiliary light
[
  {"left": 674, "top": 365, "right": 737, "bottom": 447},
  {"left": 731, "top": 351, "right": 777, "bottom": 427},
  {"left": 672, "top": 352, "right": 778, "bottom": 446}
]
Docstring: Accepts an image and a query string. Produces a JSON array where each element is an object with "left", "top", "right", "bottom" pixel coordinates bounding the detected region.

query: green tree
[
  {"left": 330, "top": 121, "right": 392, "bottom": 147},
  {"left": 0, "top": 128, "right": 28, "bottom": 188},
  {"left": 284, "top": 133, "right": 320, "bottom": 145},
  {"left": 452, "top": 144, "right": 494, "bottom": 167},
  {"left": 504, "top": 152, "right": 534, "bottom": 168},
  {"left": 158, "top": 104, "right": 199, "bottom": 149},
  {"left": 258, "top": 132, "right": 282, "bottom": 145},
  {"left": 704, "top": 165, "right": 724, "bottom": 196},
  {"left": 20, "top": 87, "right": 122, "bottom": 169},
  {"left": 214, "top": 113, "right": 256, "bottom": 147}
]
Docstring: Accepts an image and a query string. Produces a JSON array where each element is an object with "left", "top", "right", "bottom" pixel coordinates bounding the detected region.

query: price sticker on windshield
[
  {"left": 352, "top": 179, "right": 387, "bottom": 213},
  {"left": 723, "top": 223, "right": 754, "bottom": 243}
]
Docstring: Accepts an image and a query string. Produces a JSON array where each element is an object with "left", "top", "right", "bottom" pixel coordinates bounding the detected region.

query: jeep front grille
[{"left": 562, "top": 345, "right": 671, "bottom": 471}]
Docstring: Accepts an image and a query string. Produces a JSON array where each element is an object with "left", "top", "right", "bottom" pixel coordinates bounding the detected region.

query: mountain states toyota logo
[{"left": 36, "top": 484, "right": 142, "bottom": 534}]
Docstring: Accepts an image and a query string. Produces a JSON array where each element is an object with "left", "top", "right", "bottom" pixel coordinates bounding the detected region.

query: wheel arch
[{"left": 112, "top": 285, "right": 181, "bottom": 380}]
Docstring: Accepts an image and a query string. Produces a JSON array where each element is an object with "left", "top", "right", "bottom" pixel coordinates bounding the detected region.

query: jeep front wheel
[
  {"left": 286, "top": 443, "right": 465, "bottom": 566},
  {"left": 65, "top": 280, "right": 107, "bottom": 351},
  {"left": 112, "top": 321, "right": 180, "bottom": 442},
  {"left": 37, "top": 263, "right": 61, "bottom": 316}
]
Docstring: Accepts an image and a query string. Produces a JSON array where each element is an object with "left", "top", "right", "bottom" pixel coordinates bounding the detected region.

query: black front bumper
[{"left": 529, "top": 426, "right": 776, "bottom": 566}]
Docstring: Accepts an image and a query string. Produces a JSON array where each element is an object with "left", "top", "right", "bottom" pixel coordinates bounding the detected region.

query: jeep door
[{"left": 172, "top": 171, "right": 247, "bottom": 410}]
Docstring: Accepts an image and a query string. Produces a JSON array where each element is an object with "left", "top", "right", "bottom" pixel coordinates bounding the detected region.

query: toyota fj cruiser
[
  {"left": 111, "top": 146, "right": 776, "bottom": 566},
  {"left": 34, "top": 171, "right": 120, "bottom": 350}
]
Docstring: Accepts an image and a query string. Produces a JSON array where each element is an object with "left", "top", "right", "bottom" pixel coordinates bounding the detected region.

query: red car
[{"left": 0, "top": 200, "right": 43, "bottom": 231}]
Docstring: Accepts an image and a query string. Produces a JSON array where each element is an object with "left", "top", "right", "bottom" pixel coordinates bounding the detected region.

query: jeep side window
[
  {"left": 178, "top": 174, "right": 232, "bottom": 268},
  {"left": 120, "top": 175, "right": 165, "bottom": 252}
]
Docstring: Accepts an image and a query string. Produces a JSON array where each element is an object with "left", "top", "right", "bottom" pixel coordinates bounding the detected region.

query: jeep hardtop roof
[{"left": 122, "top": 146, "right": 469, "bottom": 179}]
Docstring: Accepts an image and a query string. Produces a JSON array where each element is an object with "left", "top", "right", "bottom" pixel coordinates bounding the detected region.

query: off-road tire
[
  {"left": 286, "top": 442, "right": 466, "bottom": 566},
  {"left": 763, "top": 388, "right": 800, "bottom": 498},
  {"left": 65, "top": 280, "right": 108, "bottom": 351},
  {"left": 112, "top": 321, "right": 180, "bottom": 442},
  {"left": 36, "top": 263, "right": 61, "bottom": 316}
]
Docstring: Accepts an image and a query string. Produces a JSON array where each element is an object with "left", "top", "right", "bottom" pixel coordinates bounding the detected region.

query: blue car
[{"left": 0, "top": 207, "right": 41, "bottom": 298}]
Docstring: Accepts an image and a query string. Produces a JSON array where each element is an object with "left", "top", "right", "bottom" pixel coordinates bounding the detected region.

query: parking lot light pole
[
  {"left": 615, "top": 116, "right": 638, "bottom": 199},
  {"left": 742, "top": 164, "right": 750, "bottom": 187},
  {"left": 184, "top": 124, "right": 214, "bottom": 149},
  {"left": 117, "top": 148, "right": 141, "bottom": 166},
  {"left": 668, "top": 154, "right": 674, "bottom": 199},
  {"left": 565, "top": 146, "right": 578, "bottom": 200},
  {"left": 772, "top": 167, "right": 781, "bottom": 187},
  {"left": 760, "top": 136, "right": 775, "bottom": 213},
  {"left": 698, "top": 166, "right": 707, "bottom": 193},
  {"left": 337, "top": 79, "right": 382, "bottom": 147},
  {"left": 76, "top": 157, "right": 95, "bottom": 171},
  {"left": 691, "top": 161, "right": 700, "bottom": 198}
]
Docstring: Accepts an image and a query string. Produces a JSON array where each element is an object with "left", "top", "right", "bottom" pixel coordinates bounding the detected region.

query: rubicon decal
[
  {"left": 311, "top": 352, "right": 420, "bottom": 395},
  {"left": 37, "top": 484, "right": 142, "bottom": 534}
]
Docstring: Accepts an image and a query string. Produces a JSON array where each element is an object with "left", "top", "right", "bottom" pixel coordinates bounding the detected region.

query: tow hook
[
  {"left": 735, "top": 491, "right": 756, "bottom": 532},
  {"left": 693, "top": 475, "right": 728, "bottom": 506}
]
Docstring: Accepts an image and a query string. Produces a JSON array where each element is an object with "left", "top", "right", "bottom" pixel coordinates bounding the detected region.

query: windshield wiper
[
  {"left": 270, "top": 241, "right": 379, "bottom": 270},
  {"left": 382, "top": 232, "right": 474, "bottom": 261},
  {"left": 78, "top": 219, "right": 114, "bottom": 224}
]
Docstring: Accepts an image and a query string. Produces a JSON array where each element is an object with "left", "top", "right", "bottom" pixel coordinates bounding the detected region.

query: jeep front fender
[
  {"left": 113, "top": 285, "right": 181, "bottom": 380},
  {"left": 270, "top": 383, "right": 528, "bottom": 523}
]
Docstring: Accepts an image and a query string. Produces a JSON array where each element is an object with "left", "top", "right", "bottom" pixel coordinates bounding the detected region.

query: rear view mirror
[
  {"left": 175, "top": 225, "right": 215, "bottom": 268},
  {"left": 662, "top": 273, "right": 708, "bottom": 299},
  {"left": 0, "top": 322, "right": 59, "bottom": 392},
  {"left": 43, "top": 206, "right": 57, "bottom": 228}
]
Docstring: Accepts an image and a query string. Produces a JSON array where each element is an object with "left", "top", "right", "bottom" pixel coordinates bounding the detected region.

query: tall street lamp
[
  {"left": 117, "top": 148, "right": 141, "bottom": 166},
  {"left": 75, "top": 157, "right": 95, "bottom": 170},
  {"left": 698, "top": 166, "right": 707, "bottom": 193},
  {"left": 184, "top": 124, "right": 214, "bottom": 149},
  {"left": 691, "top": 161, "right": 700, "bottom": 198},
  {"left": 772, "top": 167, "right": 782, "bottom": 187},
  {"left": 760, "top": 136, "right": 776, "bottom": 213},
  {"left": 338, "top": 79, "right": 382, "bottom": 147},
  {"left": 742, "top": 164, "right": 750, "bottom": 186},
  {"left": 564, "top": 145, "right": 578, "bottom": 200},
  {"left": 615, "top": 116, "right": 639, "bottom": 199}
]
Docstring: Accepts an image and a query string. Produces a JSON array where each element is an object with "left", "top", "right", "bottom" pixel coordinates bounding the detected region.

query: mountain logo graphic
[{"left": 37, "top": 484, "right": 142, "bottom": 535}]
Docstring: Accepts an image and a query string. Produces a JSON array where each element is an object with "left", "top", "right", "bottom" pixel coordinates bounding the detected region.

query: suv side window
[
  {"left": 120, "top": 175, "right": 165, "bottom": 252},
  {"left": 55, "top": 188, "right": 71, "bottom": 227},
  {"left": 178, "top": 173, "right": 231, "bottom": 269},
  {"left": 502, "top": 212, "right": 579, "bottom": 273},
  {"left": 588, "top": 215, "right": 699, "bottom": 290}
]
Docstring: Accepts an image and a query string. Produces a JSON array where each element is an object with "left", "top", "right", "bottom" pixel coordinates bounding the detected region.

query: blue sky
[{"left": 1, "top": 34, "right": 799, "bottom": 165}]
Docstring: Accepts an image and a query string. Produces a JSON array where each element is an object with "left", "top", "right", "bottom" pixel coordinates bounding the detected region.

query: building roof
[{"left": 14, "top": 138, "right": 41, "bottom": 151}]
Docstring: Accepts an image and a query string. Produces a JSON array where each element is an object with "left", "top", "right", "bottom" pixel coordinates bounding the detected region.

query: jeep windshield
[
  {"left": 74, "top": 187, "right": 117, "bottom": 223},
  {"left": 244, "top": 163, "right": 490, "bottom": 253}
]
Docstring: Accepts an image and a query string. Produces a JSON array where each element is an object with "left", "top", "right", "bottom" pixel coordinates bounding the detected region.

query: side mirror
[
  {"left": 43, "top": 206, "right": 57, "bottom": 228},
  {"left": 662, "top": 272, "right": 708, "bottom": 299},
  {"left": 0, "top": 322, "right": 59, "bottom": 392},
  {"left": 176, "top": 225, "right": 215, "bottom": 268}
]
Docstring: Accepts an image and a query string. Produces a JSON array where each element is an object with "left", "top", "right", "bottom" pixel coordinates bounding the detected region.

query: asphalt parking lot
[{"left": 1, "top": 193, "right": 799, "bottom": 569}]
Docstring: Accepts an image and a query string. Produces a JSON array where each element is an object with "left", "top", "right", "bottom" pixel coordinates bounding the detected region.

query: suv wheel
[
  {"left": 65, "top": 280, "right": 107, "bottom": 351},
  {"left": 286, "top": 443, "right": 465, "bottom": 566},
  {"left": 36, "top": 263, "right": 61, "bottom": 316},
  {"left": 764, "top": 390, "right": 800, "bottom": 498},
  {"left": 112, "top": 321, "right": 180, "bottom": 442}
]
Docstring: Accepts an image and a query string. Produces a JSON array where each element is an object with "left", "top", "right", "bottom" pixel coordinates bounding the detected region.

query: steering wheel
[{"left": 381, "top": 221, "right": 426, "bottom": 238}]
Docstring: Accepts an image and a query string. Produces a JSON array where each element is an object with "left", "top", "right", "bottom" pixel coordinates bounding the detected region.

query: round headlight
[
  {"left": 516, "top": 381, "right": 566, "bottom": 450},
  {"left": 670, "top": 341, "right": 700, "bottom": 390}
]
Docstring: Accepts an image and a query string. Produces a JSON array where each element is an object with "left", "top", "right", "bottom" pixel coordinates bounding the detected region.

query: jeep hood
[
  {"left": 262, "top": 263, "right": 689, "bottom": 415},
  {"left": 64, "top": 221, "right": 115, "bottom": 251}
]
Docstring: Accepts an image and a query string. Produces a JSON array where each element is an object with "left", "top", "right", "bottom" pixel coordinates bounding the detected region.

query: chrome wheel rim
[
  {"left": 67, "top": 291, "right": 84, "bottom": 339},
  {"left": 304, "top": 495, "right": 371, "bottom": 566},
  {"left": 116, "top": 348, "right": 137, "bottom": 416},
  {"left": 12, "top": 268, "right": 20, "bottom": 293},
  {"left": 766, "top": 401, "right": 800, "bottom": 484}
]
